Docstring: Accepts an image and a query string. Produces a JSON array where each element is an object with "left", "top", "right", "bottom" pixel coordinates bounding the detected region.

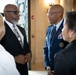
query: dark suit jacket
[
  {"left": 43, "top": 20, "right": 68, "bottom": 70},
  {"left": 54, "top": 40, "right": 76, "bottom": 75},
  {"left": 1, "top": 21, "right": 31, "bottom": 75}
]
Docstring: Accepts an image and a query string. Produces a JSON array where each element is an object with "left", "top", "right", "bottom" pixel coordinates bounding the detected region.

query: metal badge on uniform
[{"left": 59, "top": 42, "right": 64, "bottom": 48}]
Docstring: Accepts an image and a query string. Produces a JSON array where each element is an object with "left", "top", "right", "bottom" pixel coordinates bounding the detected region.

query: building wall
[{"left": 30, "top": 0, "right": 49, "bottom": 70}]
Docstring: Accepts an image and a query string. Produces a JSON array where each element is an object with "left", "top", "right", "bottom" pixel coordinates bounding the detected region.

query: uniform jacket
[
  {"left": 54, "top": 40, "right": 76, "bottom": 75},
  {"left": 1, "top": 21, "right": 31, "bottom": 75},
  {"left": 43, "top": 20, "right": 68, "bottom": 70}
]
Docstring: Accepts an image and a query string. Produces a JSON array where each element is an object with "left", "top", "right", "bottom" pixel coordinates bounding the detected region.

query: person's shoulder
[
  {"left": 57, "top": 46, "right": 71, "bottom": 58},
  {"left": 48, "top": 24, "right": 53, "bottom": 27},
  {"left": 46, "top": 25, "right": 53, "bottom": 33},
  {"left": 47, "top": 24, "right": 53, "bottom": 29}
]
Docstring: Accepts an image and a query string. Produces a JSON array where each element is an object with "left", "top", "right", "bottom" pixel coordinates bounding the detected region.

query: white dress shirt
[
  {"left": 0, "top": 44, "right": 20, "bottom": 75},
  {"left": 54, "top": 19, "right": 63, "bottom": 31}
]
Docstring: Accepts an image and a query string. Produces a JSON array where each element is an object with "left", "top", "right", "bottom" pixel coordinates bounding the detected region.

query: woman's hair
[
  {"left": 65, "top": 11, "right": 76, "bottom": 32},
  {"left": 0, "top": 14, "right": 5, "bottom": 40}
]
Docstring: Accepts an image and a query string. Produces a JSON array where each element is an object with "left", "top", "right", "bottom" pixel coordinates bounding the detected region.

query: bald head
[
  {"left": 50, "top": 4, "right": 64, "bottom": 12},
  {"left": 47, "top": 4, "right": 64, "bottom": 24},
  {"left": 3, "top": 4, "right": 19, "bottom": 24},
  {"left": 49, "top": 4, "right": 64, "bottom": 17},
  {"left": 4, "top": 4, "right": 18, "bottom": 13}
]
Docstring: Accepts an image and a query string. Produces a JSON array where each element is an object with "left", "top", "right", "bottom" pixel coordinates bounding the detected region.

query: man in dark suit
[
  {"left": 43, "top": 4, "right": 68, "bottom": 75},
  {"left": 1, "top": 4, "right": 32, "bottom": 75}
]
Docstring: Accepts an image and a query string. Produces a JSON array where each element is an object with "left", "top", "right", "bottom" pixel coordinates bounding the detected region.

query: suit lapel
[{"left": 4, "top": 22, "right": 22, "bottom": 47}]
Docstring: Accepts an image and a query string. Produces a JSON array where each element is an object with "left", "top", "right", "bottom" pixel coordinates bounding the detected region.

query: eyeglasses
[
  {"left": 5, "top": 11, "right": 19, "bottom": 15},
  {"left": 47, "top": 12, "right": 60, "bottom": 15}
]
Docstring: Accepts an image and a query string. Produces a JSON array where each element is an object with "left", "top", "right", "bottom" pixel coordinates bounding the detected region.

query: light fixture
[
  {"left": 49, "top": 1, "right": 54, "bottom": 6},
  {"left": 45, "top": 0, "right": 54, "bottom": 11}
]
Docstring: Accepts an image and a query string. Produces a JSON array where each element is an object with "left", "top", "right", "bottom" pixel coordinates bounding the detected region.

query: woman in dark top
[{"left": 54, "top": 11, "right": 76, "bottom": 75}]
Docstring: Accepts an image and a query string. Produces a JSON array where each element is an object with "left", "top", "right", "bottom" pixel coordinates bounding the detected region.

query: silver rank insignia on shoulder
[{"left": 59, "top": 42, "right": 64, "bottom": 47}]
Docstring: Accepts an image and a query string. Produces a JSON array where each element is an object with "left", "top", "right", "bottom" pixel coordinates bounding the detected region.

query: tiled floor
[{"left": 29, "top": 71, "right": 47, "bottom": 75}]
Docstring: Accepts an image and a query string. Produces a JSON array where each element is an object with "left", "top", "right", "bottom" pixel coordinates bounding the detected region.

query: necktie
[
  {"left": 51, "top": 26, "right": 56, "bottom": 41},
  {"left": 13, "top": 25, "right": 22, "bottom": 47}
]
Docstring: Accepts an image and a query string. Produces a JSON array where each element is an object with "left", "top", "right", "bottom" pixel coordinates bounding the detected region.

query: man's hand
[
  {"left": 46, "top": 66, "right": 53, "bottom": 75},
  {"left": 15, "top": 54, "right": 26, "bottom": 64},
  {"left": 15, "top": 53, "right": 32, "bottom": 64},
  {"left": 25, "top": 53, "right": 32, "bottom": 62}
]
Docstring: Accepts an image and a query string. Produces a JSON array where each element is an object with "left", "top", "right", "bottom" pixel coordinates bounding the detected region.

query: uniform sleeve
[{"left": 43, "top": 27, "right": 50, "bottom": 68}]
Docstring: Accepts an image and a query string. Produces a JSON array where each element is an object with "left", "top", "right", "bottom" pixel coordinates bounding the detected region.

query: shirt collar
[
  {"left": 54, "top": 19, "right": 63, "bottom": 31},
  {"left": 5, "top": 19, "right": 13, "bottom": 28},
  {"left": 5, "top": 19, "right": 18, "bottom": 30}
]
